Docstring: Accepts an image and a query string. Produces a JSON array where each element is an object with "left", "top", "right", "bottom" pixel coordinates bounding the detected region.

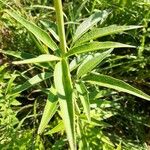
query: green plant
[{"left": 1, "top": 0, "right": 150, "bottom": 149}]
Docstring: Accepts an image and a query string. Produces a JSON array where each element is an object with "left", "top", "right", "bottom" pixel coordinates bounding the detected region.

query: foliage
[{"left": 0, "top": 0, "right": 150, "bottom": 150}]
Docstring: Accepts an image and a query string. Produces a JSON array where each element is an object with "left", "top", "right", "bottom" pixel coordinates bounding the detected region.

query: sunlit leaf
[
  {"left": 38, "top": 87, "right": 58, "bottom": 134},
  {"left": 5, "top": 73, "right": 17, "bottom": 95},
  {"left": 75, "top": 81, "right": 90, "bottom": 121},
  {"left": 67, "top": 42, "right": 134, "bottom": 57},
  {"left": 73, "top": 10, "right": 110, "bottom": 43},
  {"left": 83, "top": 73, "right": 150, "bottom": 101},
  {"left": 11, "top": 72, "right": 52, "bottom": 95},
  {"left": 76, "top": 25, "right": 142, "bottom": 45},
  {"left": 77, "top": 49, "right": 113, "bottom": 78},
  {"left": 54, "top": 60, "right": 76, "bottom": 150},
  {"left": 5, "top": 10, "right": 58, "bottom": 51},
  {"left": 13, "top": 54, "right": 60, "bottom": 64},
  {"left": 99, "top": 131, "right": 114, "bottom": 147},
  {"left": 40, "top": 20, "right": 60, "bottom": 42},
  {"left": 0, "top": 49, "right": 51, "bottom": 69},
  {"left": 45, "top": 120, "right": 64, "bottom": 135},
  {"left": 116, "top": 142, "right": 122, "bottom": 150},
  {"left": 0, "top": 49, "right": 35, "bottom": 59}
]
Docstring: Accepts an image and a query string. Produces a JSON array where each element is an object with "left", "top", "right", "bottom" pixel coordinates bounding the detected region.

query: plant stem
[{"left": 54, "top": 0, "right": 67, "bottom": 56}]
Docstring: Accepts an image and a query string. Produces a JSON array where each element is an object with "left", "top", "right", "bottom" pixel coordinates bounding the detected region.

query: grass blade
[
  {"left": 83, "top": 73, "right": 150, "bottom": 101},
  {"left": 5, "top": 10, "right": 58, "bottom": 51},
  {"left": 77, "top": 49, "right": 113, "bottom": 78},
  {"left": 11, "top": 72, "right": 52, "bottom": 95},
  {"left": 54, "top": 60, "right": 76, "bottom": 150},
  {"left": 38, "top": 87, "right": 58, "bottom": 134},
  {"left": 12, "top": 54, "right": 60, "bottom": 64},
  {"left": 66, "top": 42, "right": 134, "bottom": 57},
  {"left": 76, "top": 25, "right": 142, "bottom": 45},
  {"left": 73, "top": 10, "right": 110, "bottom": 43}
]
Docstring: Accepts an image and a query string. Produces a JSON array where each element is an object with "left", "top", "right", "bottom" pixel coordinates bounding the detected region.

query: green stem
[
  {"left": 54, "top": 0, "right": 67, "bottom": 56},
  {"left": 138, "top": 9, "right": 149, "bottom": 58}
]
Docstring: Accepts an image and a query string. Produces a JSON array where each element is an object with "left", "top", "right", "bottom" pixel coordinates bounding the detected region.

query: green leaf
[
  {"left": 69, "top": 57, "right": 83, "bottom": 72},
  {"left": 40, "top": 20, "right": 60, "bottom": 42},
  {"left": 75, "top": 81, "right": 90, "bottom": 121},
  {"left": 11, "top": 100, "right": 21, "bottom": 106},
  {"left": 45, "top": 120, "right": 64, "bottom": 135},
  {"left": 38, "top": 87, "right": 58, "bottom": 134},
  {"left": 5, "top": 10, "right": 58, "bottom": 51},
  {"left": 73, "top": 10, "right": 110, "bottom": 43},
  {"left": 76, "top": 25, "right": 142, "bottom": 45},
  {"left": 81, "top": 115, "right": 111, "bottom": 127},
  {"left": 116, "top": 142, "right": 122, "bottom": 150},
  {"left": 54, "top": 60, "right": 76, "bottom": 150},
  {"left": 66, "top": 42, "right": 134, "bottom": 57},
  {"left": 99, "top": 131, "right": 114, "bottom": 147},
  {"left": 77, "top": 49, "right": 113, "bottom": 78},
  {"left": 0, "top": 49, "right": 52, "bottom": 69},
  {"left": 83, "top": 73, "right": 150, "bottom": 101},
  {"left": 12, "top": 54, "right": 60, "bottom": 64},
  {"left": 5, "top": 73, "right": 17, "bottom": 95},
  {"left": 30, "top": 33, "right": 49, "bottom": 54},
  {"left": 11, "top": 72, "right": 52, "bottom": 95},
  {"left": 0, "top": 49, "right": 35, "bottom": 59}
]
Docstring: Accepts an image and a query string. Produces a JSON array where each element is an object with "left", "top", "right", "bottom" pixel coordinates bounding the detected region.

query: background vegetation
[{"left": 0, "top": 0, "right": 150, "bottom": 149}]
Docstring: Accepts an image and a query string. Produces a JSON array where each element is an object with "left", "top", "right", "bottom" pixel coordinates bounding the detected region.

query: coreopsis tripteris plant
[{"left": 1, "top": 0, "right": 150, "bottom": 149}]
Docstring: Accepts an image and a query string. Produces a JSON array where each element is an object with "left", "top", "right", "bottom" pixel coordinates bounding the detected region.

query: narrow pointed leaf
[
  {"left": 73, "top": 10, "right": 110, "bottom": 43},
  {"left": 66, "top": 42, "right": 134, "bottom": 57},
  {"left": 116, "top": 142, "right": 122, "bottom": 150},
  {"left": 5, "top": 73, "right": 17, "bottom": 95},
  {"left": 54, "top": 60, "right": 76, "bottom": 150},
  {"left": 76, "top": 25, "right": 142, "bottom": 45},
  {"left": 30, "top": 33, "right": 49, "bottom": 54},
  {"left": 5, "top": 10, "right": 58, "bottom": 51},
  {"left": 69, "top": 57, "right": 83, "bottom": 72},
  {"left": 0, "top": 49, "right": 35, "bottom": 59},
  {"left": 83, "top": 73, "right": 150, "bottom": 101},
  {"left": 75, "top": 81, "right": 90, "bottom": 121},
  {"left": 38, "top": 87, "right": 58, "bottom": 134},
  {"left": 0, "top": 49, "right": 51, "bottom": 69},
  {"left": 11, "top": 72, "right": 52, "bottom": 95},
  {"left": 12, "top": 54, "right": 60, "bottom": 64},
  {"left": 45, "top": 120, "right": 64, "bottom": 135},
  {"left": 40, "top": 20, "right": 60, "bottom": 42},
  {"left": 77, "top": 49, "right": 113, "bottom": 78}
]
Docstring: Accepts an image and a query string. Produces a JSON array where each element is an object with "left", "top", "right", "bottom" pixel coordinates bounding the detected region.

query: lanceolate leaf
[
  {"left": 66, "top": 42, "right": 134, "bottom": 57},
  {"left": 6, "top": 10, "right": 58, "bottom": 51},
  {"left": 54, "top": 60, "right": 76, "bottom": 150},
  {"left": 0, "top": 49, "right": 51, "bottom": 69},
  {"left": 0, "top": 49, "right": 35, "bottom": 59},
  {"left": 77, "top": 49, "right": 113, "bottom": 78},
  {"left": 73, "top": 10, "right": 110, "bottom": 43},
  {"left": 12, "top": 54, "right": 60, "bottom": 64},
  {"left": 40, "top": 20, "right": 60, "bottom": 42},
  {"left": 11, "top": 72, "right": 52, "bottom": 95},
  {"left": 83, "top": 73, "right": 150, "bottom": 101},
  {"left": 45, "top": 120, "right": 64, "bottom": 135},
  {"left": 75, "top": 81, "right": 90, "bottom": 121},
  {"left": 38, "top": 87, "right": 58, "bottom": 134},
  {"left": 76, "top": 25, "right": 142, "bottom": 45}
]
